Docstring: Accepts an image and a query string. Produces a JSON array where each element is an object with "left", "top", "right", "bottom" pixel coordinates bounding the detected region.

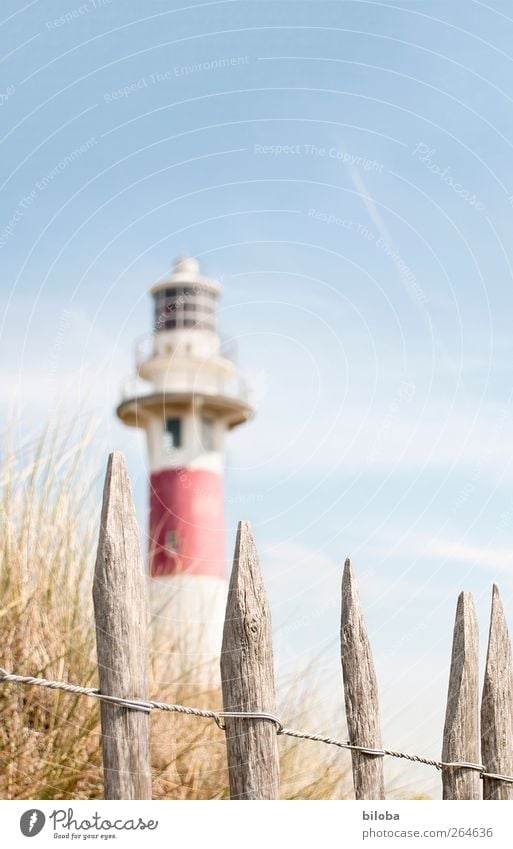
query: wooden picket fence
[{"left": 89, "top": 452, "right": 513, "bottom": 800}]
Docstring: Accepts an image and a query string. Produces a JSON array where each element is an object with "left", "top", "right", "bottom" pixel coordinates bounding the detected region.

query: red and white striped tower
[{"left": 117, "top": 257, "right": 252, "bottom": 677}]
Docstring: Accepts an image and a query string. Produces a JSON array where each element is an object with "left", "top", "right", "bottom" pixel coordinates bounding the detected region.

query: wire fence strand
[{"left": 1, "top": 666, "right": 512, "bottom": 785}]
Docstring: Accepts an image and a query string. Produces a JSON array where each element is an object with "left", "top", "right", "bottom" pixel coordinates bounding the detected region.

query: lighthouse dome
[
  {"left": 173, "top": 256, "right": 200, "bottom": 275},
  {"left": 150, "top": 256, "right": 221, "bottom": 298}
]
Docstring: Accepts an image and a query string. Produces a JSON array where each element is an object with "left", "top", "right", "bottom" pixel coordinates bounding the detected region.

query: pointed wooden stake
[
  {"left": 93, "top": 452, "right": 152, "bottom": 799},
  {"left": 341, "top": 559, "right": 385, "bottom": 799},
  {"left": 220, "top": 521, "right": 280, "bottom": 799},
  {"left": 481, "top": 584, "right": 513, "bottom": 800},
  {"left": 442, "top": 592, "right": 480, "bottom": 799}
]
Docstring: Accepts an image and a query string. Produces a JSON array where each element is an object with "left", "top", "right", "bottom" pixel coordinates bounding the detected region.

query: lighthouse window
[
  {"left": 163, "top": 417, "right": 182, "bottom": 451},
  {"left": 165, "top": 530, "right": 180, "bottom": 553},
  {"left": 201, "top": 417, "right": 215, "bottom": 451},
  {"left": 154, "top": 285, "right": 217, "bottom": 331}
]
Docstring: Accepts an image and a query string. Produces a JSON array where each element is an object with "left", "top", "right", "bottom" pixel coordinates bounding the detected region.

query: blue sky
[{"left": 2, "top": 0, "right": 513, "bottom": 796}]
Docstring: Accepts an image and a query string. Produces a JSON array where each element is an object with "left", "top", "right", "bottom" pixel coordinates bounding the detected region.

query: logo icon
[{"left": 20, "top": 810, "right": 46, "bottom": 837}]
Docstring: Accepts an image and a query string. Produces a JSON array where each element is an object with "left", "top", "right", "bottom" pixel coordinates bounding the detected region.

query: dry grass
[{"left": 0, "top": 423, "right": 352, "bottom": 800}]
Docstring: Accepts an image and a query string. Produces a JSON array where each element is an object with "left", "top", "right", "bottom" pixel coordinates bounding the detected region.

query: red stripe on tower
[{"left": 150, "top": 468, "right": 225, "bottom": 578}]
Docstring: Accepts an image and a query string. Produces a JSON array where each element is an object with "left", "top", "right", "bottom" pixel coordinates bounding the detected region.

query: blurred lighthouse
[{"left": 117, "top": 257, "right": 252, "bottom": 678}]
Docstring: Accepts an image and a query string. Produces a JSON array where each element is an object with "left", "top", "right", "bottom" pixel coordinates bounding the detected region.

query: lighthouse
[{"left": 117, "top": 257, "right": 252, "bottom": 678}]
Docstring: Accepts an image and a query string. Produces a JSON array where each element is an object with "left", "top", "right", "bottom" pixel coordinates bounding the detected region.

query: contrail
[{"left": 349, "top": 166, "right": 428, "bottom": 308}]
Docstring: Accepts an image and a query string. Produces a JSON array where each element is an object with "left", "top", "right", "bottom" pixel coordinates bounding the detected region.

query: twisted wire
[{"left": 1, "top": 667, "right": 511, "bottom": 783}]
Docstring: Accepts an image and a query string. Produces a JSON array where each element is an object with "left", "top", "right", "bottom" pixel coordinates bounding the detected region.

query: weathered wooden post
[
  {"left": 441, "top": 592, "right": 480, "bottom": 799},
  {"left": 341, "top": 558, "right": 385, "bottom": 799},
  {"left": 481, "top": 584, "right": 513, "bottom": 800},
  {"left": 220, "top": 521, "right": 280, "bottom": 799},
  {"left": 93, "top": 451, "right": 152, "bottom": 800}
]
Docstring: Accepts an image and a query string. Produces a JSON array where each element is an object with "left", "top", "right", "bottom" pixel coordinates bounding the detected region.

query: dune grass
[{"left": 0, "top": 423, "right": 352, "bottom": 800}]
